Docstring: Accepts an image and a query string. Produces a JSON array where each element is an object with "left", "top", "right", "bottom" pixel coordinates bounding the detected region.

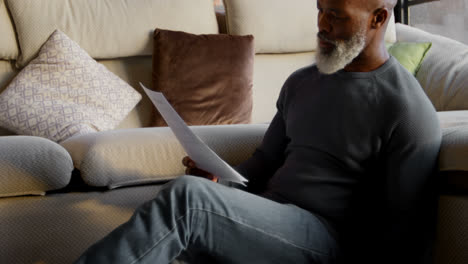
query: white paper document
[{"left": 140, "top": 83, "right": 248, "bottom": 185}]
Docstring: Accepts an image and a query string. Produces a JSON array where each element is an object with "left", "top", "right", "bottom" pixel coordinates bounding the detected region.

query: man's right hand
[{"left": 182, "top": 156, "right": 219, "bottom": 183}]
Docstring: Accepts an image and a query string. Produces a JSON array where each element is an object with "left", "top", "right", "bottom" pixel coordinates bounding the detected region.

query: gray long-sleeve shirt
[{"left": 236, "top": 57, "right": 442, "bottom": 263}]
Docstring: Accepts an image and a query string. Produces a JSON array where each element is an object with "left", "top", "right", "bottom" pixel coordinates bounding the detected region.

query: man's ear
[{"left": 371, "top": 8, "right": 389, "bottom": 29}]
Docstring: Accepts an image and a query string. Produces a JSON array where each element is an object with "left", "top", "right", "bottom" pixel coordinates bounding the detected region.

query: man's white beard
[{"left": 315, "top": 30, "right": 366, "bottom": 75}]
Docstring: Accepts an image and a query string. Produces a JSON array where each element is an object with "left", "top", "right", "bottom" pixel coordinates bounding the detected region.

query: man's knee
[
  {"left": 170, "top": 175, "right": 209, "bottom": 188},
  {"left": 164, "top": 175, "right": 213, "bottom": 201}
]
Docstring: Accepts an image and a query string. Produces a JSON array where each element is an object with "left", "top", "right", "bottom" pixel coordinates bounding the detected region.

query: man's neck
[{"left": 344, "top": 43, "right": 390, "bottom": 72}]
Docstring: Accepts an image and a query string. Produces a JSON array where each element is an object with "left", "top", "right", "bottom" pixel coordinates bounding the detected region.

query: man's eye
[{"left": 330, "top": 13, "right": 345, "bottom": 20}]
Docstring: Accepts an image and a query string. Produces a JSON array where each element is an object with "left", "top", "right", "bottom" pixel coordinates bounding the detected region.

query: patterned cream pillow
[{"left": 0, "top": 30, "right": 141, "bottom": 142}]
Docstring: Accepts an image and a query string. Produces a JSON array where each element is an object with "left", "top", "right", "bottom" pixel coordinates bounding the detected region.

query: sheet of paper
[{"left": 140, "top": 83, "right": 248, "bottom": 185}]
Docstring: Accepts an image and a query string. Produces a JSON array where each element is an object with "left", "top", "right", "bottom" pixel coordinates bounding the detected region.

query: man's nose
[{"left": 317, "top": 13, "right": 331, "bottom": 33}]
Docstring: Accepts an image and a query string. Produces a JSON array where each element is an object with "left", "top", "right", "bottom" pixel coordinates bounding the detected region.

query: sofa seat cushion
[
  {"left": 6, "top": 0, "right": 218, "bottom": 67},
  {"left": 0, "top": 136, "right": 73, "bottom": 197},
  {"left": 0, "top": 184, "right": 164, "bottom": 264},
  {"left": 60, "top": 124, "right": 267, "bottom": 188}
]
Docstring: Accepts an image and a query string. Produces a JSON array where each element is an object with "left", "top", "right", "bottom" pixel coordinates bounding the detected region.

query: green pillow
[{"left": 386, "top": 42, "right": 432, "bottom": 75}]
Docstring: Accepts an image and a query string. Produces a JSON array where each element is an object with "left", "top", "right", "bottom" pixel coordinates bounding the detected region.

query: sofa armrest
[
  {"left": 396, "top": 23, "right": 468, "bottom": 112},
  {"left": 439, "top": 125, "right": 468, "bottom": 172},
  {"left": 0, "top": 136, "right": 73, "bottom": 197},
  {"left": 60, "top": 124, "right": 268, "bottom": 189},
  {"left": 438, "top": 122, "right": 468, "bottom": 193}
]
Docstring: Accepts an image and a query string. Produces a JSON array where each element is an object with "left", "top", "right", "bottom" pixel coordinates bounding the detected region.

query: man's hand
[{"left": 182, "top": 156, "right": 219, "bottom": 183}]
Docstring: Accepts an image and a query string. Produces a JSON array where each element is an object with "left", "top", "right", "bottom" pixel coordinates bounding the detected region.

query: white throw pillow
[
  {"left": 396, "top": 23, "right": 468, "bottom": 111},
  {"left": 0, "top": 30, "right": 142, "bottom": 142}
]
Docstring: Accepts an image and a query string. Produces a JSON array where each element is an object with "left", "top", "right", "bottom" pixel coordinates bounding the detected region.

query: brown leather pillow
[{"left": 152, "top": 28, "right": 254, "bottom": 126}]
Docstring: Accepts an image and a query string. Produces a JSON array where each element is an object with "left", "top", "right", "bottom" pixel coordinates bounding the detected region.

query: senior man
[{"left": 75, "top": 0, "right": 441, "bottom": 263}]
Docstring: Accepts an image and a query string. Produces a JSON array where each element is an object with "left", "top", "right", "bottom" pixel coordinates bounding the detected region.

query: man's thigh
[{"left": 168, "top": 176, "right": 339, "bottom": 264}]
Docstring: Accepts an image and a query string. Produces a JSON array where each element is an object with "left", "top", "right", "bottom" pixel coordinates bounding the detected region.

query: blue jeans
[{"left": 74, "top": 176, "right": 340, "bottom": 264}]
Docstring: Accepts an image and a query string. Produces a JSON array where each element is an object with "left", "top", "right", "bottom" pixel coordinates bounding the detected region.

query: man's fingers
[
  {"left": 182, "top": 156, "right": 195, "bottom": 167},
  {"left": 182, "top": 156, "right": 190, "bottom": 166},
  {"left": 207, "top": 175, "right": 219, "bottom": 183},
  {"left": 185, "top": 167, "right": 211, "bottom": 177},
  {"left": 183, "top": 156, "right": 218, "bottom": 182},
  {"left": 185, "top": 167, "right": 205, "bottom": 175}
]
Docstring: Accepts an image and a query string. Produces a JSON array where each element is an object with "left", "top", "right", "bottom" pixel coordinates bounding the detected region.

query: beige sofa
[{"left": 0, "top": 0, "right": 467, "bottom": 263}]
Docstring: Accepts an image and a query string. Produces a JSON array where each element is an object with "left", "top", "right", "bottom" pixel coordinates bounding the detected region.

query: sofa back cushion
[
  {"left": 0, "top": 60, "right": 16, "bottom": 136},
  {"left": 0, "top": 0, "right": 18, "bottom": 60},
  {"left": 99, "top": 57, "right": 154, "bottom": 129},
  {"left": 213, "top": 7, "right": 395, "bottom": 122},
  {"left": 0, "top": 60, "right": 15, "bottom": 93},
  {"left": 396, "top": 23, "right": 468, "bottom": 111},
  {"left": 6, "top": 0, "right": 219, "bottom": 67},
  {"left": 223, "top": 0, "right": 397, "bottom": 54},
  {"left": 386, "top": 13, "right": 397, "bottom": 43},
  {"left": 252, "top": 52, "right": 316, "bottom": 123},
  {"left": 102, "top": 52, "right": 317, "bottom": 126},
  {"left": 224, "top": 0, "right": 318, "bottom": 54}
]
